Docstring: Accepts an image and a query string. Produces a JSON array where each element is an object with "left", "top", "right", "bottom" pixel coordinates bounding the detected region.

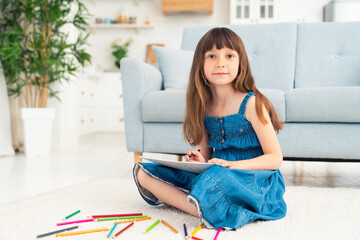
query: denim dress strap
[{"left": 238, "top": 91, "right": 254, "bottom": 114}]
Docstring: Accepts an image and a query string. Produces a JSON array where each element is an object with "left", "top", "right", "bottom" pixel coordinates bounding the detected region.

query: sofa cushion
[
  {"left": 286, "top": 87, "right": 360, "bottom": 122},
  {"left": 181, "top": 23, "right": 297, "bottom": 91},
  {"left": 278, "top": 123, "right": 360, "bottom": 159},
  {"left": 142, "top": 89, "right": 285, "bottom": 123},
  {"left": 259, "top": 89, "right": 285, "bottom": 123},
  {"left": 142, "top": 90, "right": 186, "bottom": 122},
  {"left": 152, "top": 46, "right": 194, "bottom": 90},
  {"left": 295, "top": 22, "right": 360, "bottom": 88}
]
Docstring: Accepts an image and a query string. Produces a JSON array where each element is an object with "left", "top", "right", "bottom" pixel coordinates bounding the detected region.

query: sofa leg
[{"left": 134, "top": 152, "right": 143, "bottom": 164}]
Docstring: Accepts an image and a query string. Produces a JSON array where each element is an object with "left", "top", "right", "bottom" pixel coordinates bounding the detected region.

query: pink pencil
[
  {"left": 57, "top": 218, "right": 94, "bottom": 226},
  {"left": 92, "top": 213, "right": 142, "bottom": 218},
  {"left": 213, "top": 227, "right": 222, "bottom": 240}
]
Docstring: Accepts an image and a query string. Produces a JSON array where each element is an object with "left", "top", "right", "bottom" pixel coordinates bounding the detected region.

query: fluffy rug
[{"left": 0, "top": 178, "right": 359, "bottom": 240}]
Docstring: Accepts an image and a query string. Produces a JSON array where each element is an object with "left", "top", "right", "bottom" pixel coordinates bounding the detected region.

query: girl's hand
[
  {"left": 185, "top": 150, "right": 205, "bottom": 162},
  {"left": 208, "top": 158, "right": 234, "bottom": 168}
]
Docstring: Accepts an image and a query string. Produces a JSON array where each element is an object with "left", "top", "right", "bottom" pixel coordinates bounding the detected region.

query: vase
[{"left": 20, "top": 108, "right": 56, "bottom": 157}]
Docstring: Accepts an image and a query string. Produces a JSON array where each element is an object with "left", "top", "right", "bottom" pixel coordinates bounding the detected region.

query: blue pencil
[
  {"left": 186, "top": 149, "right": 200, "bottom": 160},
  {"left": 183, "top": 223, "right": 188, "bottom": 239},
  {"left": 107, "top": 222, "right": 118, "bottom": 238}
]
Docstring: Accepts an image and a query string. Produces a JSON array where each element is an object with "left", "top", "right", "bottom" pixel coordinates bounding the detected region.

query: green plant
[
  {"left": 0, "top": 0, "right": 92, "bottom": 108},
  {"left": 111, "top": 38, "right": 133, "bottom": 68}
]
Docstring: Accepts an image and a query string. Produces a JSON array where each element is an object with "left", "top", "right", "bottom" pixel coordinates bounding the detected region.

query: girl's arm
[{"left": 209, "top": 96, "right": 283, "bottom": 170}]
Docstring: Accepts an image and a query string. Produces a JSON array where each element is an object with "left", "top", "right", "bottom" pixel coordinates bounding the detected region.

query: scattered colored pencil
[
  {"left": 36, "top": 226, "right": 79, "bottom": 238},
  {"left": 191, "top": 223, "right": 204, "bottom": 237},
  {"left": 63, "top": 210, "right": 80, "bottom": 220},
  {"left": 161, "top": 219, "right": 178, "bottom": 233},
  {"left": 57, "top": 218, "right": 94, "bottom": 226},
  {"left": 107, "top": 222, "right": 118, "bottom": 238},
  {"left": 97, "top": 215, "right": 148, "bottom": 222},
  {"left": 113, "top": 222, "right": 134, "bottom": 238},
  {"left": 56, "top": 227, "right": 109, "bottom": 237},
  {"left": 144, "top": 219, "right": 160, "bottom": 234},
  {"left": 114, "top": 216, "right": 151, "bottom": 224},
  {"left": 213, "top": 227, "right": 222, "bottom": 240},
  {"left": 192, "top": 236, "right": 204, "bottom": 240},
  {"left": 92, "top": 213, "right": 142, "bottom": 218},
  {"left": 184, "top": 223, "right": 188, "bottom": 239}
]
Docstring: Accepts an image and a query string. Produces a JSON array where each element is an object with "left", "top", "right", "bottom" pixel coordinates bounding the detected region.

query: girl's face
[{"left": 203, "top": 45, "right": 240, "bottom": 87}]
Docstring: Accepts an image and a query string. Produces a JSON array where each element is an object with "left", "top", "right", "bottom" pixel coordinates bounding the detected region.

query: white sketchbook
[{"left": 140, "top": 157, "right": 215, "bottom": 174}]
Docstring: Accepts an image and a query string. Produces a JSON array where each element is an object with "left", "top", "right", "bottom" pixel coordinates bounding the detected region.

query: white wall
[
  {"left": 277, "top": 0, "right": 331, "bottom": 23},
  {"left": 84, "top": 0, "right": 229, "bottom": 71},
  {"left": 83, "top": 0, "right": 331, "bottom": 71}
]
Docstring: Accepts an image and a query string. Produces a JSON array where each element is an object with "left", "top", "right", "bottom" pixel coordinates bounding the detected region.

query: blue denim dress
[{"left": 133, "top": 91, "right": 287, "bottom": 230}]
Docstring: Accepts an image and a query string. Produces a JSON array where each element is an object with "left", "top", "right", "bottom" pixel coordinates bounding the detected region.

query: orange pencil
[
  {"left": 56, "top": 227, "right": 108, "bottom": 237},
  {"left": 161, "top": 219, "right": 178, "bottom": 233},
  {"left": 114, "top": 216, "right": 151, "bottom": 224}
]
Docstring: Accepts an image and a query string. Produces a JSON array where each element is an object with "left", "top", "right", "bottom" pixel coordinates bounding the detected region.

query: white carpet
[{"left": 0, "top": 178, "right": 359, "bottom": 240}]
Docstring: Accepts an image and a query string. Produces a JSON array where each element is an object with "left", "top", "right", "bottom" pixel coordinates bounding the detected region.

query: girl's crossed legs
[{"left": 137, "top": 168, "right": 199, "bottom": 217}]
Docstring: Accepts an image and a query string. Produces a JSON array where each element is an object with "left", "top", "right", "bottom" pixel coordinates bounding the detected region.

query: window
[
  {"left": 268, "top": 5, "right": 273, "bottom": 18},
  {"left": 260, "top": 5, "right": 265, "bottom": 18},
  {"left": 237, "top": 5, "right": 242, "bottom": 18}
]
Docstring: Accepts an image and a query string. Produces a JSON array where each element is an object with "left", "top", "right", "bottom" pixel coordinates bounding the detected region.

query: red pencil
[
  {"left": 113, "top": 222, "right": 134, "bottom": 238},
  {"left": 192, "top": 236, "right": 204, "bottom": 240},
  {"left": 92, "top": 213, "right": 142, "bottom": 218}
]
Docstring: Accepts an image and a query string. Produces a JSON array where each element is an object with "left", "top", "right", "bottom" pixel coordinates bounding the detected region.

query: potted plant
[
  {"left": 111, "top": 38, "right": 133, "bottom": 69},
  {"left": 0, "top": 0, "right": 91, "bottom": 156}
]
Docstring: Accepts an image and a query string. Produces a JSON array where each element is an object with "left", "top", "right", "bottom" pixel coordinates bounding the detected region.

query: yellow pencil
[
  {"left": 191, "top": 223, "right": 204, "bottom": 237},
  {"left": 114, "top": 216, "right": 151, "bottom": 224},
  {"left": 161, "top": 219, "right": 179, "bottom": 233},
  {"left": 56, "top": 227, "right": 108, "bottom": 237}
]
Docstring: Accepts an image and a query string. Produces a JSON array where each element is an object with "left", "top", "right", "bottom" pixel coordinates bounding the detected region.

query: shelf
[
  {"left": 85, "top": 0, "right": 153, "bottom": 5},
  {"left": 162, "top": 0, "right": 213, "bottom": 15},
  {"left": 88, "top": 24, "right": 154, "bottom": 33},
  {"left": 89, "top": 24, "right": 153, "bottom": 29}
]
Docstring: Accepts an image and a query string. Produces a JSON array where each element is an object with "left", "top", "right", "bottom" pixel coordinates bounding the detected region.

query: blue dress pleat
[{"left": 133, "top": 91, "right": 287, "bottom": 229}]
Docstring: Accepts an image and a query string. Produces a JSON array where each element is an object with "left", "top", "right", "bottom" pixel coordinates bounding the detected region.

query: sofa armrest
[{"left": 120, "top": 57, "right": 163, "bottom": 152}]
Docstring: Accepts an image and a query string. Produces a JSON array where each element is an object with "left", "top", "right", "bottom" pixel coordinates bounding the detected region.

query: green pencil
[
  {"left": 63, "top": 210, "right": 80, "bottom": 220},
  {"left": 144, "top": 219, "right": 160, "bottom": 234},
  {"left": 96, "top": 215, "right": 148, "bottom": 222}
]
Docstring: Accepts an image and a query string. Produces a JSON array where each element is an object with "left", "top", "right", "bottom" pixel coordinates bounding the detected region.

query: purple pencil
[
  {"left": 57, "top": 218, "right": 94, "bottom": 226},
  {"left": 213, "top": 227, "right": 222, "bottom": 240}
]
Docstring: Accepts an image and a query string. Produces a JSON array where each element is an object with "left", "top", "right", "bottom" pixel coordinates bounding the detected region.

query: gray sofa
[{"left": 121, "top": 22, "right": 360, "bottom": 163}]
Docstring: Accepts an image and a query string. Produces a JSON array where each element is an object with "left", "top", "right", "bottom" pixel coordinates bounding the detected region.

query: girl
[{"left": 133, "top": 27, "right": 287, "bottom": 230}]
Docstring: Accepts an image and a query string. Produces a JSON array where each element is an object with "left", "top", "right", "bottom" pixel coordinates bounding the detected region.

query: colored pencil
[
  {"left": 36, "top": 226, "right": 79, "bottom": 238},
  {"left": 161, "top": 219, "right": 178, "bottom": 233},
  {"left": 56, "top": 227, "right": 109, "bottom": 237},
  {"left": 192, "top": 236, "right": 204, "bottom": 240},
  {"left": 57, "top": 218, "right": 94, "bottom": 226},
  {"left": 97, "top": 215, "right": 148, "bottom": 222},
  {"left": 114, "top": 216, "right": 151, "bottom": 224},
  {"left": 190, "top": 223, "right": 204, "bottom": 237},
  {"left": 92, "top": 213, "right": 142, "bottom": 218},
  {"left": 63, "top": 210, "right": 80, "bottom": 220},
  {"left": 213, "top": 227, "right": 222, "bottom": 240},
  {"left": 113, "top": 222, "right": 134, "bottom": 238},
  {"left": 144, "top": 219, "right": 160, "bottom": 234},
  {"left": 183, "top": 223, "right": 188, "bottom": 239},
  {"left": 107, "top": 222, "right": 118, "bottom": 238}
]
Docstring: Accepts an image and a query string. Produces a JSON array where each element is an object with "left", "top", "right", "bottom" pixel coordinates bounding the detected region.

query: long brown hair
[{"left": 183, "top": 27, "right": 283, "bottom": 146}]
